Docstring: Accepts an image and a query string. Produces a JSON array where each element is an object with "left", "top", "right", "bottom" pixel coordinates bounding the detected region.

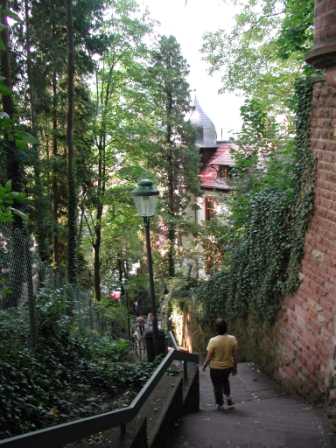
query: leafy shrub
[
  {"left": 36, "top": 287, "right": 73, "bottom": 337},
  {"left": 194, "top": 271, "right": 229, "bottom": 323},
  {"left": 95, "top": 298, "right": 129, "bottom": 339},
  {"left": 0, "top": 289, "right": 158, "bottom": 440},
  {"left": 89, "top": 337, "right": 130, "bottom": 362}
]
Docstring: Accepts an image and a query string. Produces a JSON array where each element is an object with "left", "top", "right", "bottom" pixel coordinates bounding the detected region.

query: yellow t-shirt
[{"left": 207, "top": 334, "right": 238, "bottom": 369}]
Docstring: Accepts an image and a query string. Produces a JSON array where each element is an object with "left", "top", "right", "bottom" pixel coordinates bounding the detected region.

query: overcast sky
[{"left": 140, "top": 0, "right": 243, "bottom": 140}]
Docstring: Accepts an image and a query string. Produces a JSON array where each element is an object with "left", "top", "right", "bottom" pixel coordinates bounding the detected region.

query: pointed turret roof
[{"left": 190, "top": 97, "right": 217, "bottom": 148}]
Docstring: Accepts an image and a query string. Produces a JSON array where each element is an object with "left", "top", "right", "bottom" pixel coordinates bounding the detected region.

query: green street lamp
[
  {"left": 132, "top": 179, "right": 159, "bottom": 219},
  {"left": 132, "top": 179, "right": 159, "bottom": 342}
]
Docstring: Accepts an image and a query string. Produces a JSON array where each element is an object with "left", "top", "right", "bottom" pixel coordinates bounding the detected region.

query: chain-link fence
[
  {"left": 0, "top": 223, "right": 36, "bottom": 309},
  {"left": 72, "top": 289, "right": 130, "bottom": 340},
  {"left": 0, "top": 223, "right": 138, "bottom": 355},
  {"left": 0, "top": 222, "right": 38, "bottom": 348}
]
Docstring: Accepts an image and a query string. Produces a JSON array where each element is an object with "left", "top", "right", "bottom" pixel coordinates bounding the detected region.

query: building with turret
[
  {"left": 189, "top": 98, "right": 235, "bottom": 223},
  {"left": 179, "top": 99, "right": 236, "bottom": 277}
]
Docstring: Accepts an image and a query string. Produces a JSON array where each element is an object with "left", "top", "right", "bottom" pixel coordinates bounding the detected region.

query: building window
[
  {"left": 218, "top": 165, "right": 230, "bottom": 179},
  {"left": 205, "top": 196, "right": 217, "bottom": 221}
]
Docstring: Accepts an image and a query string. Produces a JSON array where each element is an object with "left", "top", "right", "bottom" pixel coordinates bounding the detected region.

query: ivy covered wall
[
  {"left": 274, "top": 80, "right": 336, "bottom": 427},
  {"left": 195, "top": 76, "right": 316, "bottom": 328},
  {"left": 174, "top": 80, "right": 336, "bottom": 429},
  {"left": 170, "top": 81, "right": 336, "bottom": 433}
]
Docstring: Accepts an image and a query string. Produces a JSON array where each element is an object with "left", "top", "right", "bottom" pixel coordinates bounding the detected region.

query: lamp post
[{"left": 132, "top": 179, "right": 160, "bottom": 352}]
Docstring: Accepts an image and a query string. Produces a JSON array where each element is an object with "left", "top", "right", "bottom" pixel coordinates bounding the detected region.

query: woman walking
[{"left": 202, "top": 318, "right": 238, "bottom": 411}]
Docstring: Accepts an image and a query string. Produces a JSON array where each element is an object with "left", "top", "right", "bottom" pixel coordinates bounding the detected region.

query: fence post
[
  {"left": 24, "top": 227, "right": 37, "bottom": 351},
  {"left": 120, "top": 423, "right": 126, "bottom": 437},
  {"left": 183, "top": 360, "right": 188, "bottom": 381},
  {"left": 183, "top": 364, "right": 200, "bottom": 413},
  {"left": 130, "top": 418, "right": 148, "bottom": 448}
]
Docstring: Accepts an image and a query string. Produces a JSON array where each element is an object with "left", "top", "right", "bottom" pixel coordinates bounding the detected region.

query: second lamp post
[{"left": 132, "top": 179, "right": 159, "bottom": 342}]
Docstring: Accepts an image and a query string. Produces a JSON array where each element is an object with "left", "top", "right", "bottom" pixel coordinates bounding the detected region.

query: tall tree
[
  {"left": 84, "top": 0, "right": 152, "bottom": 301},
  {"left": 149, "top": 35, "right": 199, "bottom": 276},
  {"left": 0, "top": 1, "right": 25, "bottom": 308},
  {"left": 24, "top": 0, "right": 49, "bottom": 267},
  {"left": 23, "top": 0, "right": 106, "bottom": 281},
  {"left": 66, "top": 0, "right": 77, "bottom": 285},
  {"left": 0, "top": 0, "right": 22, "bottom": 196}
]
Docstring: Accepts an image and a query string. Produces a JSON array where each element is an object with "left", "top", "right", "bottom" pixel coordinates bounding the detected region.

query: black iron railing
[{"left": 0, "top": 349, "right": 199, "bottom": 448}]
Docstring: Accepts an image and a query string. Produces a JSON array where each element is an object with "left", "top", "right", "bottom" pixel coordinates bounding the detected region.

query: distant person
[
  {"left": 133, "top": 316, "right": 146, "bottom": 360},
  {"left": 133, "top": 300, "right": 139, "bottom": 316},
  {"left": 145, "top": 312, "right": 154, "bottom": 332},
  {"left": 136, "top": 315, "right": 146, "bottom": 336},
  {"left": 202, "top": 318, "right": 238, "bottom": 411}
]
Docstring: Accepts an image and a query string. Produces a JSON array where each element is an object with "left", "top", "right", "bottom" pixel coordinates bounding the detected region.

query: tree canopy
[{"left": 202, "top": 0, "right": 314, "bottom": 119}]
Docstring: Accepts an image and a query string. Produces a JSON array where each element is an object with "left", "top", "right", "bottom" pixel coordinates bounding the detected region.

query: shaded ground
[{"left": 170, "top": 363, "right": 336, "bottom": 448}]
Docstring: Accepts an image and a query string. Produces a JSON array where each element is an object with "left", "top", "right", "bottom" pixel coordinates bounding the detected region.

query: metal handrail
[
  {"left": 0, "top": 349, "right": 199, "bottom": 448},
  {"left": 168, "top": 331, "right": 179, "bottom": 350}
]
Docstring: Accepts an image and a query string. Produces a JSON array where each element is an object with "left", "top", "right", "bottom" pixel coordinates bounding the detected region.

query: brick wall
[
  {"left": 306, "top": 0, "right": 336, "bottom": 71},
  {"left": 274, "top": 81, "right": 336, "bottom": 406},
  {"left": 314, "top": 0, "right": 336, "bottom": 48}
]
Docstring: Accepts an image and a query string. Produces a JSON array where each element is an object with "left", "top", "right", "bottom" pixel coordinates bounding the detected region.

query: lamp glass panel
[{"left": 133, "top": 195, "right": 158, "bottom": 217}]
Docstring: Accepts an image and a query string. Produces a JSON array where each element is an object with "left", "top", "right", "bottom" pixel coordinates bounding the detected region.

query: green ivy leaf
[{"left": 0, "top": 82, "right": 11, "bottom": 96}]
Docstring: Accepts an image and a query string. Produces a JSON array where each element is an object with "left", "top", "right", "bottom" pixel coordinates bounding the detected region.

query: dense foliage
[
  {"left": 196, "top": 76, "right": 315, "bottom": 322},
  {"left": 193, "top": 0, "right": 316, "bottom": 323},
  {"left": 1, "top": 0, "right": 198, "bottom": 305},
  {"left": 0, "top": 292, "right": 158, "bottom": 439},
  {"left": 202, "top": 0, "right": 314, "bottom": 121},
  {"left": 1, "top": 10, "right": 196, "bottom": 437}
]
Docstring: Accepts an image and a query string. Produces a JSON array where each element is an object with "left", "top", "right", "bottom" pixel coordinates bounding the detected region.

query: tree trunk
[
  {"left": 1, "top": 0, "right": 24, "bottom": 308},
  {"left": 93, "top": 139, "right": 104, "bottom": 301},
  {"left": 166, "top": 94, "right": 175, "bottom": 277},
  {"left": 52, "top": 70, "right": 61, "bottom": 272},
  {"left": 93, "top": 237, "right": 101, "bottom": 302},
  {"left": 117, "top": 257, "right": 123, "bottom": 283},
  {"left": 93, "top": 206, "right": 102, "bottom": 301},
  {"left": 66, "top": 0, "right": 77, "bottom": 285},
  {"left": 24, "top": 0, "right": 48, "bottom": 270},
  {"left": 93, "top": 137, "right": 103, "bottom": 301},
  {"left": 167, "top": 149, "right": 175, "bottom": 277},
  {"left": 92, "top": 70, "right": 111, "bottom": 301},
  {"left": 1, "top": 1, "right": 21, "bottom": 193}
]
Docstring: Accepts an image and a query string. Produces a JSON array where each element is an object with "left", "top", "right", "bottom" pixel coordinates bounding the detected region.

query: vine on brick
[{"left": 196, "top": 76, "right": 316, "bottom": 323}]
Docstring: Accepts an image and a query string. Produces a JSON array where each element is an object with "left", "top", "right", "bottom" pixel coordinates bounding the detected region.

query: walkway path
[{"left": 170, "top": 363, "right": 336, "bottom": 448}]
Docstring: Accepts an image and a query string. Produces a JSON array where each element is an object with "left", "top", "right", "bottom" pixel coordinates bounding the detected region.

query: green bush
[
  {"left": 0, "top": 289, "right": 158, "bottom": 440},
  {"left": 95, "top": 298, "right": 129, "bottom": 338},
  {"left": 89, "top": 337, "right": 130, "bottom": 362}
]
